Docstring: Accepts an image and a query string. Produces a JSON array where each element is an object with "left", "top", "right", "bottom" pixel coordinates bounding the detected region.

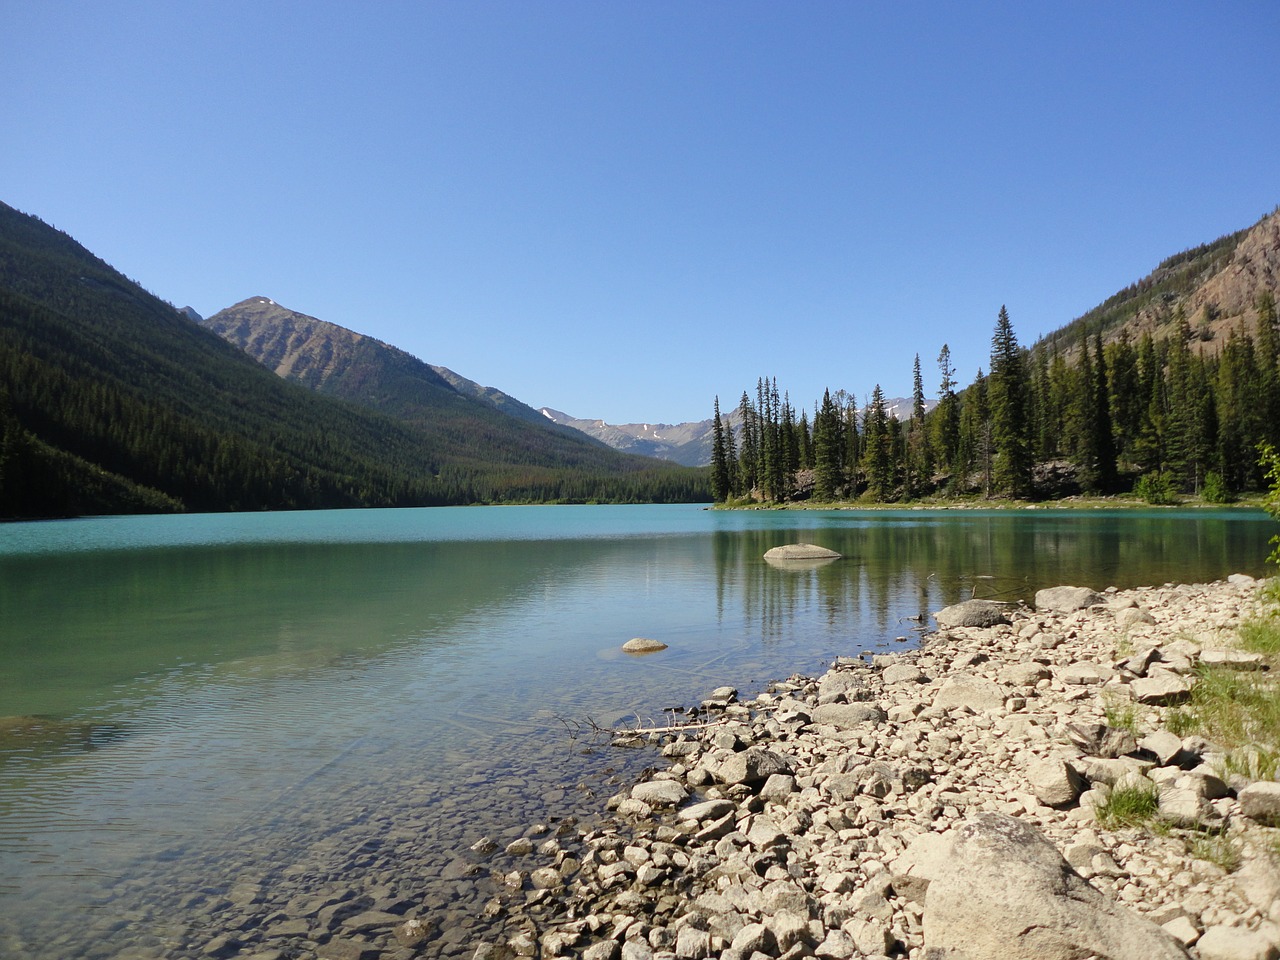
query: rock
[
  {"left": 1025, "top": 756, "right": 1085, "bottom": 808},
  {"left": 888, "top": 832, "right": 955, "bottom": 903},
  {"left": 1158, "top": 787, "right": 1216, "bottom": 829},
  {"left": 811, "top": 702, "right": 886, "bottom": 728},
  {"left": 677, "top": 798, "right": 736, "bottom": 823},
  {"left": 1035, "top": 585, "right": 1106, "bottom": 612},
  {"left": 1200, "top": 649, "right": 1266, "bottom": 670},
  {"left": 1116, "top": 607, "right": 1158, "bottom": 629},
  {"left": 1001, "top": 662, "right": 1051, "bottom": 686},
  {"left": 932, "top": 675, "right": 1007, "bottom": 713},
  {"left": 584, "top": 942, "right": 621, "bottom": 960},
  {"left": 622, "top": 637, "right": 668, "bottom": 654},
  {"left": 1139, "top": 730, "right": 1186, "bottom": 766},
  {"left": 630, "top": 780, "right": 687, "bottom": 806},
  {"left": 1239, "top": 782, "right": 1280, "bottom": 826},
  {"left": 763, "top": 543, "right": 841, "bottom": 560},
  {"left": 922, "top": 813, "right": 1190, "bottom": 959},
  {"left": 882, "top": 662, "right": 926, "bottom": 684},
  {"left": 1196, "top": 925, "right": 1279, "bottom": 960},
  {"left": 1131, "top": 672, "right": 1193, "bottom": 705},
  {"left": 730, "top": 923, "right": 774, "bottom": 955},
  {"left": 846, "top": 917, "right": 895, "bottom": 956},
  {"left": 395, "top": 918, "right": 434, "bottom": 946},
  {"left": 1058, "top": 661, "right": 1116, "bottom": 685},
  {"left": 934, "top": 600, "right": 1011, "bottom": 629},
  {"left": 716, "top": 747, "right": 794, "bottom": 786},
  {"left": 1162, "top": 916, "right": 1201, "bottom": 946},
  {"left": 817, "top": 670, "right": 866, "bottom": 704}
]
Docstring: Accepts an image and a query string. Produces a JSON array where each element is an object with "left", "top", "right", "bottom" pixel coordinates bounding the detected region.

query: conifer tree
[
  {"left": 988, "top": 306, "right": 1033, "bottom": 497},
  {"left": 906, "top": 354, "right": 931, "bottom": 497},
  {"left": 932, "top": 345, "right": 960, "bottom": 476},
  {"left": 710, "top": 395, "right": 730, "bottom": 502},
  {"left": 862, "top": 385, "right": 893, "bottom": 501},
  {"left": 813, "top": 389, "right": 841, "bottom": 502},
  {"left": 737, "top": 391, "right": 758, "bottom": 495}
]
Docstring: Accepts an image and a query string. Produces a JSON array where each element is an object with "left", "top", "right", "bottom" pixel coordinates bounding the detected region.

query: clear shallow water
[{"left": 0, "top": 504, "right": 1274, "bottom": 957}]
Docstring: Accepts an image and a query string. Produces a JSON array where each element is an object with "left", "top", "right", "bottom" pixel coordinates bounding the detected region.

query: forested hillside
[
  {"left": 0, "top": 202, "right": 708, "bottom": 518},
  {"left": 710, "top": 209, "right": 1280, "bottom": 505}
]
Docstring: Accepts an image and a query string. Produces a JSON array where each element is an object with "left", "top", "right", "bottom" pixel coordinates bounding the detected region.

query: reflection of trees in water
[{"left": 713, "top": 513, "right": 1271, "bottom": 649}]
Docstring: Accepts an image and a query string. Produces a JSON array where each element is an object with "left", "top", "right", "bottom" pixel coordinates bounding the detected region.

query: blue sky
[{"left": 4, "top": 2, "right": 1278, "bottom": 425}]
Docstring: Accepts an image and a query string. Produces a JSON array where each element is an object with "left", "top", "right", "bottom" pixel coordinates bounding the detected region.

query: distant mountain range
[{"left": 541, "top": 397, "right": 929, "bottom": 467}]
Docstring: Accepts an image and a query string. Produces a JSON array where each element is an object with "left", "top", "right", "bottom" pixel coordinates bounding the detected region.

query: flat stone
[
  {"left": 1131, "top": 672, "right": 1192, "bottom": 705},
  {"left": 630, "top": 779, "right": 687, "bottom": 806},
  {"left": 932, "top": 675, "right": 1007, "bottom": 713},
  {"left": 811, "top": 701, "right": 887, "bottom": 729},
  {"left": 1200, "top": 649, "right": 1265, "bottom": 671},
  {"left": 677, "top": 799, "right": 736, "bottom": 823}
]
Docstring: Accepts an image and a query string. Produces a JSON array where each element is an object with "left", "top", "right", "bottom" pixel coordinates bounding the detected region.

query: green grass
[
  {"left": 1165, "top": 605, "right": 1280, "bottom": 778},
  {"left": 1187, "top": 825, "right": 1242, "bottom": 872},
  {"left": 1103, "top": 696, "right": 1141, "bottom": 735},
  {"left": 1096, "top": 781, "right": 1161, "bottom": 829}
]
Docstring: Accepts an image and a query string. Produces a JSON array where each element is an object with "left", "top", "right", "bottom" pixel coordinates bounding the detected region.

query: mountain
[
  {"left": 543, "top": 397, "right": 931, "bottom": 467},
  {"left": 1039, "top": 207, "right": 1280, "bottom": 355},
  {"left": 0, "top": 202, "right": 708, "bottom": 518},
  {"left": 539, "top": 409, "right": 718, "bottom": 466},
  {"left": 200, "top": 296, "right": 645, "bottom": 457}
]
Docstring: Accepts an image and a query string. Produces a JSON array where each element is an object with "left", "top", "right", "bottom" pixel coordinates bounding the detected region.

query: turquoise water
[{"left": 0, "top": 504, "right": 1274, "bottom": 957}]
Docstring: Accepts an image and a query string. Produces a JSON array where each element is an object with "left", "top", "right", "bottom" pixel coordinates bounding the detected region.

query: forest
[{"left": 709, "top": 293, "right": 1280, "bottom": 506}]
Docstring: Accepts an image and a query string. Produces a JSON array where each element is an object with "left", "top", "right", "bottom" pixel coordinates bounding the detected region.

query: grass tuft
[{"left": 1096, "top": 781, "right": 1161, "bottom": 829}]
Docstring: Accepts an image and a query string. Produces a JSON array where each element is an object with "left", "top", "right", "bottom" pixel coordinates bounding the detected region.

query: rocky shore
[{"left": 469, "top": 575, "right": 1280, "bottom": 960}]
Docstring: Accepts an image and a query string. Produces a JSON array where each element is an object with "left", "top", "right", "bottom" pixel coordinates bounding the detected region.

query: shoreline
[{"left": 473, "top": 575, "right": 1280, "bottom": 960}]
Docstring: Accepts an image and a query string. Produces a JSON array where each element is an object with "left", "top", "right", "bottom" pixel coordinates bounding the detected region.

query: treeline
[{"left": 709, "top": 293, "right": 1280, "bottom": 504}]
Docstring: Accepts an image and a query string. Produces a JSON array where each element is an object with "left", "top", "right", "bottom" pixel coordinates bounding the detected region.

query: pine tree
[
  {"left": 988, "top": 306, "right": 1033, "bottom": 497},
  {"left": 862, "top": 385, "right": 893, "bottom": 501},
  {"left": 813, "top": 389, "right": 841, "bottom": 502},
  {"left": 710, "top": 395, "right": 730, "bottom": 502},
  {"left": 932, "top": 344, "right": 960, "bottom": 475},
  {"left": 1256, "top": 290, "right": 1280, "bottom": 449},
  {"left": 737, "top": 391, "right": 758, "bottom": 496},
  {"left": 906, "top": 354, "right": 931, "bottom": 497}
]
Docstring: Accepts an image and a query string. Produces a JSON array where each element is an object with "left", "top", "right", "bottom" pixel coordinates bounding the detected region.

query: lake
[{"left": 0, "top": 504, "right": 1273, "bottom": 958}]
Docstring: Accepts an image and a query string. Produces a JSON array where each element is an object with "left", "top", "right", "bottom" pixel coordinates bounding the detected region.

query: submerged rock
[
  {"left": 763, "top": 543, "right": 841, "bottom": 560},
  {"left": 621, "top": 638, "right": 668, "bottom": 654}
]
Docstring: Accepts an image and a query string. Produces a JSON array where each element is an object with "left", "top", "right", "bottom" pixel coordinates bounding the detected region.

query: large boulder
[
  {"left": 1035, "top": 585, "right": 1107, "bottom": 613},
  {"left": 763, "top": 543, "right": 841, "bottom": 560},
  {"left": 933, "top": 600, "right": 1011, "bottom": 629},
  {"left": 923, "top": 813, "right": 1190, "bottom": 959}
]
